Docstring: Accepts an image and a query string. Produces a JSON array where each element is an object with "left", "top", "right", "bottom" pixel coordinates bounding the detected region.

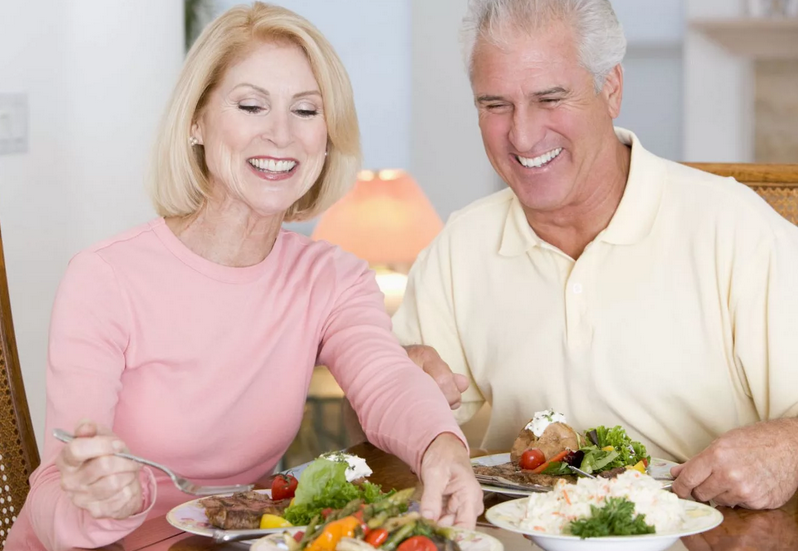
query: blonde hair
[{"left": 150, "top": 2, "right": 360, "bottom": 221}]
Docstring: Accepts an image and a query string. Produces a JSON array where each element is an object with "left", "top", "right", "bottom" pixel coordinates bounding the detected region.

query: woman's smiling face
[{"left": 193, "top": 40, "right": 328, "bottom": 217}]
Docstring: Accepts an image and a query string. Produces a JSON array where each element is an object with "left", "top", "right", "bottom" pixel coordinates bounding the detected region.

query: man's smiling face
[{"left": 471, "top": 21, "right": 623, "bottom": 216}]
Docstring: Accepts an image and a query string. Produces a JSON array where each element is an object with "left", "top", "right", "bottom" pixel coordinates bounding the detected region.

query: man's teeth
[
  {"left": 517, "top": 147, "right": 563, "bottom": 168},
  {"left": 248, "top": 158, "right": 297, "bottom": 173}
]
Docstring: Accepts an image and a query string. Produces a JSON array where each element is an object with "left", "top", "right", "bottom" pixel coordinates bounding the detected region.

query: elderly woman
[{"left": 8, "top": 4, "right": 481, "bottom": 550}]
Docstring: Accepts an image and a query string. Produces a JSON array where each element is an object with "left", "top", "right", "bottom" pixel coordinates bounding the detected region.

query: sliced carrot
[{"left": 530, "top": 449, "right": 571, "bottom": 474}]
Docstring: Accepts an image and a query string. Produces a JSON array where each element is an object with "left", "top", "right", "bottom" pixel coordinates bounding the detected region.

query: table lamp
[{"left": 311, "top": 169, "right": 443, "bottom": 314}]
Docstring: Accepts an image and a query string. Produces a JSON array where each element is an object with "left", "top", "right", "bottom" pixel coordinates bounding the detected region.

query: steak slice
[
  {"left": 200, "top": 491, "right": 292, "bottom": 530},
  {"left": 473, "top": 462, "right": 576, "bottom": 488}
]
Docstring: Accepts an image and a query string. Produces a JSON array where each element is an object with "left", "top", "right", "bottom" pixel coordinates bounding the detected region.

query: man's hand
[
  {"left": 405, "top": 345, "right": 469, "bottom": 409},
  {"left": 671, "top": 418, "right": 798, "bottom": 509},
  {"left": 419, "top": 433, "right": 483, "bottom": 528}
]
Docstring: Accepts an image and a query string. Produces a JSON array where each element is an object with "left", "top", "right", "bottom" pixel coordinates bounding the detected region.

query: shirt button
[{"left": 572, "top": 283, "right": 583, "bottom": 294}]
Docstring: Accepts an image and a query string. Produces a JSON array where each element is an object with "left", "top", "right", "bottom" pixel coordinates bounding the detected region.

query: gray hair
[{"left": 462, "top": 0, "right": 627, "bottom": 92}]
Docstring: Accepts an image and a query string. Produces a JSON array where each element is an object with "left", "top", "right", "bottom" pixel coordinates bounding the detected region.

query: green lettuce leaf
[
  {"left": 580, "top": 426, "right": 650, "bottom": 473},
  {"left": 579, "top": 447, "right": 619, "bottom": 474},
  {"left": 282, "top": 458, "right": 391, "bottom": 526}
]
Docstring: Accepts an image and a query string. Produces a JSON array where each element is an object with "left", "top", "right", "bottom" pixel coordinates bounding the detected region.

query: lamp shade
[{"left": 311, "top": 169, "right": 443, "bottom": 267}]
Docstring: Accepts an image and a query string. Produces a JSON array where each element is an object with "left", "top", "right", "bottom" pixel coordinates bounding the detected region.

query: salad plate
[
  {"left": 472, "top": 453, "right": 678, "bottom": 497},
  {"left": 485, "top": 496, "right": 723, "bottom": 551},
  {"left": 250, "top": 526, "right": 504, "bottom": 551}
]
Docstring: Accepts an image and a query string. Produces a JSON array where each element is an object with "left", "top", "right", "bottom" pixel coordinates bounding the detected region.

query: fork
[{"left": 53, "top": 428, "right": 254, "bottom": 496}]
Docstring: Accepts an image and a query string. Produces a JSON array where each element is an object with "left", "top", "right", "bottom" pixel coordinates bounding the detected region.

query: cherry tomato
[
  {"left": 321, "top": 508, "right": 334, "bottom": 519},
  {"left": 519, "top": 448, "right": 546, "bottom": 471},
  {"left": 364, "top": 528, "right": 389, "bottom": 547},
  {"left": 294, "top": 531, "right": 305, "bottom": 542},
  {"left": 642, "top": 457, "right": 649, "bottom": 468},
  {"left": 396, "top": 535, "right": 437, "bottom": 551},
  {"left": 271, "top": 473, "right": 299, "bottom": 500}
]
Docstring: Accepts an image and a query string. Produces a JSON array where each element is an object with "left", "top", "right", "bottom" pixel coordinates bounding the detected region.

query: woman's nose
[{"left": 262, "top": 111, "right": 292, "bottom": 148}]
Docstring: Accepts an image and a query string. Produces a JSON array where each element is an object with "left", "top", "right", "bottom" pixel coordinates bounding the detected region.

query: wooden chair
[
  {"left": 684, "top": 163, "right": 798, "bottom": 225},
  {"left": 0, "top": 224, "right": 39, "bottom": 543}
]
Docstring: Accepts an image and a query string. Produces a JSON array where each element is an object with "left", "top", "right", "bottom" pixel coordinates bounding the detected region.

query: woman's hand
[
  {"left": 55, "top": 421, "right": 144, "bottom": 519},
  {"left": 419, "top": 432, "right": 483, "bottom": 529}
]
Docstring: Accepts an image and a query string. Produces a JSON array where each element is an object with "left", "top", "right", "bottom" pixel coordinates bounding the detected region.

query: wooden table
[{"left": 85, "top": 443, "right": 798, "bottom": 551}]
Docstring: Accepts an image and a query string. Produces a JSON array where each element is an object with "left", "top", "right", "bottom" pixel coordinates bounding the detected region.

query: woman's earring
[{"left": 189, "top": 136, "right": 200, "bottom": 146}]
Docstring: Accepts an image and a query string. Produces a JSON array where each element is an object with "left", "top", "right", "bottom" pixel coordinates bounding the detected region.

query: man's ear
[{"left": 602, "top": 64, "right": 624, "bottom": 119}]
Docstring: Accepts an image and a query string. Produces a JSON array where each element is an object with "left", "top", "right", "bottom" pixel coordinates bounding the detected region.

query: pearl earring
[{"left": 189, "top": 136, "right": 199, "bottom": 146}]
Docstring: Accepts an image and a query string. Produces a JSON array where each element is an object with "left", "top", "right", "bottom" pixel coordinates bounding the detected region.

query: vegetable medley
[{"left": 278, "top": 489, "right": 460, "bottom": 551}]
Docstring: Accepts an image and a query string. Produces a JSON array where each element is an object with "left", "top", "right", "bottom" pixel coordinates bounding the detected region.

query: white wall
[
  {"left": 612, "top": 0, "right": 685, "bottom": 161},
  {"left": 0, "top": 0, "right": 184, "bottom": 449},
  {"left": 684, "top": 0, "right": 753, "bottom": 162},
  {"left": 409, "top": 0, "right": 500, "bottom": 222}
]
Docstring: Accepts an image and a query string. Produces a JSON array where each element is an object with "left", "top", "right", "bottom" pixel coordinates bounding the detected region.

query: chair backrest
[
  {"left": 684, "top": 163, "right": 798, "bottom": 225},
  {"left": 0, "top": 224, "right": 39, "bottom": 542}
]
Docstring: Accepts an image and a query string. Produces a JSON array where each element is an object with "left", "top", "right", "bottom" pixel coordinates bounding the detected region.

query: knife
[{"left": 212, "top": 528, "right": 290, "bottom": 544}]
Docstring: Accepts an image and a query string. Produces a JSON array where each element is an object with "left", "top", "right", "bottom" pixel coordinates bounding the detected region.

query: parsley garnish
[{"left": 569, "top": 497, "right": 655, "bottom": 538}]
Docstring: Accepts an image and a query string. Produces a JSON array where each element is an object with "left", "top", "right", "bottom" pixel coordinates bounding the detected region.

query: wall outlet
[{"left": 0, "top": 94, "right": 29, "bottom": 155}]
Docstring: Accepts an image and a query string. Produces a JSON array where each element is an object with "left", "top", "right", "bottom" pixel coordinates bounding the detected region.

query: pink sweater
[{"left": 8, "top": 219, "right": 464, "bottom": 551}]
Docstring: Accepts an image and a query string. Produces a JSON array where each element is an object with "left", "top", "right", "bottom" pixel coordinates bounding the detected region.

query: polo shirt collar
[
  {"left": 498, "top": 127, "right": 665, "bottom": 257},
  {"left": 600, "top": 128, "right": 665, "bottom": 245}
]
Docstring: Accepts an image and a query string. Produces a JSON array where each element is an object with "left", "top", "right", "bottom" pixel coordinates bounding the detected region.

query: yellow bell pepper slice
[{"left": 260, "top": 514, "right": 293, "bottom": 529}]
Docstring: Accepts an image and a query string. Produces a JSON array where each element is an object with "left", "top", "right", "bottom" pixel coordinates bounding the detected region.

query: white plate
[
  {"left": 250, "top": 526, "right": 504, "bottom": 551},
  {"left": 166, "top": 463, "right": 311, "bottom": 538},
  {"left": 485, "top": 496, "right": 723, "bottom": 551},
  {"left": 166, "top": 489, "right": 304, "bottom": 540},
  {"left": 472, "top": 454, "right": 678, "bottom": 496}
]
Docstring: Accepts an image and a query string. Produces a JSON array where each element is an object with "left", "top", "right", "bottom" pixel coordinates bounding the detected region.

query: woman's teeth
[
  {"left": 517, "top": 147, "right": 563, "bottom": 168},
  {"left": 248, "top": 158, "right": 297, "bottom": 173}
]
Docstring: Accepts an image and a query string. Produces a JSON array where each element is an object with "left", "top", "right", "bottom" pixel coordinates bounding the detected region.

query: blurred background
[{"left": 0, "top": 0, "right": 796, "bottom": 464}]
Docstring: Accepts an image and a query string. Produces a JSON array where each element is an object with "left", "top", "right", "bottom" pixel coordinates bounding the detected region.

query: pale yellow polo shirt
[{"left": 393, "top": 128, "right": 798, "bottom": 462}]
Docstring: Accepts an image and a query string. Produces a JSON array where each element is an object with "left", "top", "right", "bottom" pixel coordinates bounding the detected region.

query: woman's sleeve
[
  {"left": 317, "top": 251, "right": 467, "bottom": 474},
  {"left": 25, "top": 251, "right": 157, "bottom": 551},
  {"left": 391, "top": 234, "right": 485, "bottom": 425}
]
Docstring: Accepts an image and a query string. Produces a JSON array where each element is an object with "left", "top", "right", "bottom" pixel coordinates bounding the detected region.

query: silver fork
[{"left": 53, "top": 428, "right": 254, "bottom": 497}]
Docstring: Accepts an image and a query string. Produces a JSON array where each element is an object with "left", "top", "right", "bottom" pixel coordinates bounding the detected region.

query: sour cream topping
[
  {"left": 525, "top": 409, "right": 567, "bottom": 437},
  {"left": 322, "top": 452, "right": 373, "bottom": 482}
]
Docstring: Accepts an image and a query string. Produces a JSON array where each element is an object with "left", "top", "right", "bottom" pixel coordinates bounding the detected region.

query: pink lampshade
[{"left": 312, "top": 169, "right": 443, "bottom": 267}]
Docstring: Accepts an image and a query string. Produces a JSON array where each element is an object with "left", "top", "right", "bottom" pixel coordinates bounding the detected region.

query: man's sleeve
[
  {"left": 731, "top": 221, "right": 798, "bottom": 420},
  {"left": 392, "top": 233, "right": 486, "bottom": 424}
]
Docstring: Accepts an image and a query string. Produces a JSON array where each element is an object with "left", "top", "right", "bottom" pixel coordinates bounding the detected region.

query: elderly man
[{"left": 392, "top": 0, "right": 798, "bottom": 509}]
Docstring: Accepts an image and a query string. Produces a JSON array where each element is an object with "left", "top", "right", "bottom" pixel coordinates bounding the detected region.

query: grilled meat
[{"left": 200, "top": 491, "right": 291, "bottom": 530}]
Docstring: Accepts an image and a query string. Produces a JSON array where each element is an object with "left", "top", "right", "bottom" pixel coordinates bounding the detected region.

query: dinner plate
[
  {"left": 166, "top": 462, "right": 311, "bottom": 538},
  {"left": 250, "top": 526, "right": 504, "bottom": 551},
  {"left": 485, "top": 496, "right": 723, "bottom": 551},
  {"left": 166, "top": 489, "right": 304, "bottom": 540},
  {"left": 472, "top": 454, "right": 678, "bottom": 496}
]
